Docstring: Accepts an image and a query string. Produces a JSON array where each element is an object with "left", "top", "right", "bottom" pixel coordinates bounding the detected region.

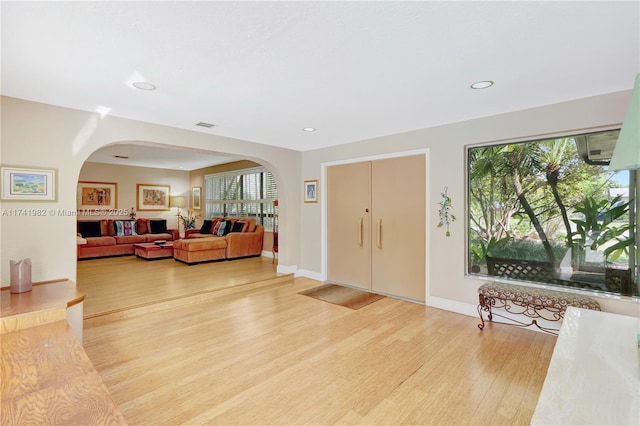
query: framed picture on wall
[
  {"left": 304, "top": 180, "right": 318, "bottom": 203},
  {"left": 77, "top": 181, "right": 117, "bottom": 210},
  {"left": 1, "top": 165, "right": 58, "bottom": 201},
  {"left": 137, "top": 184, "right": 170, "bottom": 211},
  {"left": 192, "top": 186, "right": 201, "bottom": 210}
]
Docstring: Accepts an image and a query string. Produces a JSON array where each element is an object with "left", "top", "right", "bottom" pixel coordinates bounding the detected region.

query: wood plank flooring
[
  {"left": 77, "top": 255, "right": 285, "bottom": 318},
  {"left": 82, "top": 271, "right": 557, "bottom": 425}
]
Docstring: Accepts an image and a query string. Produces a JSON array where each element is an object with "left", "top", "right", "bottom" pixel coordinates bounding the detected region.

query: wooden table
[
  {"left": 531, "top": 307, "right": 640, "bottom": 425},
  {"left": 134, "top": 241, "right": 174, "bottom": 260}
]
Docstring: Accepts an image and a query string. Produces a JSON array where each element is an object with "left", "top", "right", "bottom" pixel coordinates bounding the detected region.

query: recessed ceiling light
[
  {"left": 470, "top": 80, "right": 494, "bottom": 89},
  {"left": 132, "top": 81, "right": 156, "bottom": 91},
  {"left": 303, "top": 127, "right": 316, "bottom": 132},
  {"left": 195, "top": 122, "right": 215, "bottom": 128}
]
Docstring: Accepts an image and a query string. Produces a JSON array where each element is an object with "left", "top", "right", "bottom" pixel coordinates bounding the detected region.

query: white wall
[
  {"left": 0, "top": 96, "right": 302, "bottom": 284},
  {"left": 2, "top": 93, "right": 638, "bottom": 318},
  {"left": 300, "top": 90, "right": 640, "bottom": 317}
]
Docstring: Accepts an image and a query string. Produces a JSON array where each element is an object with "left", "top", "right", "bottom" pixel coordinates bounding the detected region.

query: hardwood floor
[
  {"left": 77, "top": 255, "right": 286, "bottom": 318},
  {"left": 81, "top": 262, "right": 557, "bottom": 426}
]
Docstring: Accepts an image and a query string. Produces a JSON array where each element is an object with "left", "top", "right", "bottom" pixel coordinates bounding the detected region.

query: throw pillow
[
  {"left": 106, "top": 219, "right": 116, "bottom": 236},
  {"left": 124, "top": 220, "right": 137, "bottom": 235},
  {"left": 231, "top": 221, "right": 245, "bottom": 233},
  {"left": 200, "top": 219, "right": 213, "bottom": 234},
  {"left": 136, "top": 219, "right": 149, "bottom": 235},
  {"left": 114, "top": 220, "right": 138, "bottom": 236},
  {"left": 212, "top": 220, "right": 223, "bottom": 235},
  {"left": 217, "top": 221, "right": 227, "bottom": 236},
  {"left": 149, "top": 219, "right": 168, "bottom": 234},
  {"left": 100, "top": 220, "right": 109, "bottom": 237},
  {"left": 78, "top": 221, "right": 101, "bottom": 238},
  {"left": 221, "top": 220, "right": 233, "bottom": 236}
]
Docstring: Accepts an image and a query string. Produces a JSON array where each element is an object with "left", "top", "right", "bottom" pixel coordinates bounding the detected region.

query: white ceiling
[
  {"left": 84, "top": 143, "right": 235, "bottom": 171},
  {"left": 2, "top": 1, "right": 639, "bottom": 166}
]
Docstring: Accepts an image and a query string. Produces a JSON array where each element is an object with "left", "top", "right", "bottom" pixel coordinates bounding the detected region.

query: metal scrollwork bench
[{"left": 477, "top": 282, "right": 601, "bottom": 335}]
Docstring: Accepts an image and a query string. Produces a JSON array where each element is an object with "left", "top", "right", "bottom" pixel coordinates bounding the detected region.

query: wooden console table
[
  {"left": 531, "top": 307, "right": 640, "bottom": 425},
  {"left": 1, "top": 279, "right": 127, "bottom": 425}
]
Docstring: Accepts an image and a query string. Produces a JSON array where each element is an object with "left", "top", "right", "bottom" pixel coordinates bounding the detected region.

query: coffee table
[{"left": 134, "top": 242, "right": 174, "bottom": 260}]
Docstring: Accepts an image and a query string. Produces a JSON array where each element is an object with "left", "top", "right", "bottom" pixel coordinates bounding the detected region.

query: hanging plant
[{"left": 438, "top": 187, "right": 456, "bottom": 236}]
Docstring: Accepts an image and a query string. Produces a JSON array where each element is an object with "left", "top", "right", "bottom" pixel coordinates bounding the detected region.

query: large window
[
  {"left": 204, "top": 166, "right": 278, "bottom": 230},
  {"left": 468, "top": 129, "right": 637, "bottom": 297}
]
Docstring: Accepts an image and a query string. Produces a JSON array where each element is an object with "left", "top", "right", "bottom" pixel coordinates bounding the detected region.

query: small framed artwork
[
  {"left": 304, "top": 180, "right": 318, "bottom": 203},
  {"left": 192, "top": 186, "right": 201, "bottom": 210},
  {"left": 1, "top": 165, "right": 57, "bottom": 201},
  {"left": 77, "top": 181, "right": 117, "bottom": 210},
  {"left": 137, "top": 184, "right": 171, "bottom": 211}
]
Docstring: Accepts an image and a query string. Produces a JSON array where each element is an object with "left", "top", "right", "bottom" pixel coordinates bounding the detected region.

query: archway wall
[{"left": 0, "top": 96, "right": 302, "bottom": 284}]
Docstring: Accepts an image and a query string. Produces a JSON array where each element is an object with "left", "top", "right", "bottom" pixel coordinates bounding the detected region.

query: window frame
[
  {"left": 465, "top": 127, "right": 638, "bottom": 298},
  {"left": 204, "top": 166, "right": 278, "bottom": 231}
]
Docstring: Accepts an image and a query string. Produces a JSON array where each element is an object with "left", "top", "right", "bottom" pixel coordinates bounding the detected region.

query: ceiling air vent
[{"left": 195, "top": 122, "right": 215, "bottom": 128}]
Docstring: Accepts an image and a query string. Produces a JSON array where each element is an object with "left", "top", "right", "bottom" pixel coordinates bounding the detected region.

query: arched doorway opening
[{"left": 75, "top": 141, "right": 286, "bottom": 318}]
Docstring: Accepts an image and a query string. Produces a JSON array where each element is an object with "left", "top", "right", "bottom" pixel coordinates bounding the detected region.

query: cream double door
[{"left": 327, "top": 154, "right": 426, "bottom": 302}]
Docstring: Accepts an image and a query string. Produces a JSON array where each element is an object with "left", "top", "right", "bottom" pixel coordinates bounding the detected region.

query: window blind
[{"left": 204, "top": 166, "right": 278, "bottom": 230}]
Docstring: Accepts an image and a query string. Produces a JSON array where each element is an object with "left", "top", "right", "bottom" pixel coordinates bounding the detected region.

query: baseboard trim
[
  {"left": 276, "top": 264, "right": 298, "bottom": 275},
  {"left": 296, "top": 269, "right": 323, "bottom": 281},
  {"left": 426, "top": 296, "right": 478, "bottom": 318}
]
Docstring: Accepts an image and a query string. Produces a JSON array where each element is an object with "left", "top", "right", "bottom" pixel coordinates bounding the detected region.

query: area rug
[{"left": 298, "top": 284, "right": 385, "bottom": 310}]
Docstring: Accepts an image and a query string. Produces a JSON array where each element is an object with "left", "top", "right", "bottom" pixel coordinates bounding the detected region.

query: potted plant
[{"left": 178, "top": 210, "right": 201, "bottom": 230}]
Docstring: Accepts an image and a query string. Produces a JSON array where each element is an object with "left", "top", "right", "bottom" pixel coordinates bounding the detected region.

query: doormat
[{"left": 298, "top": 284, "right": 385, "bottom": 310}]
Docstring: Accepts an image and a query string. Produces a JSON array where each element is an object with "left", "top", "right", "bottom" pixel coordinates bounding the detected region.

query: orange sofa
[
  {"left": 174, "top": 218, "right": 264, "bottom": 264},
  {"left": 77, "top": 218, "right": 178, "bottom": 259}
]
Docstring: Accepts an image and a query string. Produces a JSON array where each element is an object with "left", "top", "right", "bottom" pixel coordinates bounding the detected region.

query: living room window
[
  {"left": 467, "top": 129, "right": 638, "bottom": 297},
  {"left": 204, "top": 166, "right": 278, "bottom": 230}
]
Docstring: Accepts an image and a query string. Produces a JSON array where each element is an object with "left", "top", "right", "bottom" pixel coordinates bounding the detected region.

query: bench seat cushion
[
  {"left": 173, "top": 237, "right": 227, "bottom": 264},
  {"left": 82, "top": 236, "right": 116, "bottom": 247},
  {"left": 185, "top": 233, "right": 213, "bottom": 239},
  {"left": 114, "top": 235, "right": 146, "bottom": 244},
  {"left": 174, "top": 237, "right": 227, "bottom": 251},
  {"left": 478, "top": 282, "right": 601, "bottom": 311},
  {"left": 144, "top": 233, "right": 173, "bottom": 243}
]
